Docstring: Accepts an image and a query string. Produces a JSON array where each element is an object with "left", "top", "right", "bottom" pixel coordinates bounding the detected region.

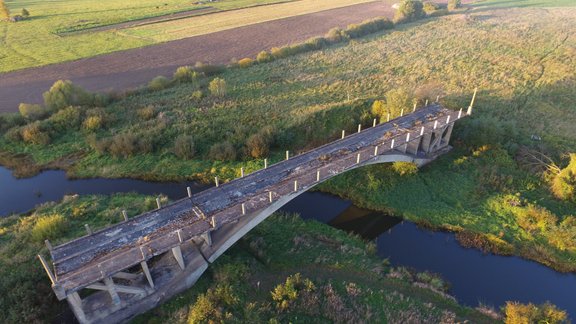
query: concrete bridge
[{"left": 38, "top": 95, "right": 475, "bottom": 323}]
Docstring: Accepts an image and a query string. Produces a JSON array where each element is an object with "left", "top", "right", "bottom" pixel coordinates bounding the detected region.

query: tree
[
  {"left": 448, "top": 0, "right": 462, "bottom": 10},
  {"left": 0, "top": 0, "right": 10, "bottom": 21},
  {"left": 21, "top": 8, "right": 29, "bottom": 18},
  {"left": 395, "top": 0, "right": 425, "bottom": 22},
  {"left": 209, "top": 78, "right": 227, "bottom": 97},
  {"left": 371, "top": 88, "right": 413, "bottom": 121}
]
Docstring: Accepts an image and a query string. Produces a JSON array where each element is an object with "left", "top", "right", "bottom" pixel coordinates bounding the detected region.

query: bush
[
  {"left": 325, "top": 27, "right": 348, "bottom": 43},
  {"left": 194, "top": 62, "right": 225, "bottom": 76},
  {"left": 18, "top": 103, "right": 46, "bottom": 120},
  {"left": 246, "top": 132, "right": 270, "bottom": 158},
  {"left": 238, "top": 58, "right": 254, "bottom": 68},
  {"left": 209, "top": 78, "right": 227, "bottom": 97},
  {"left": 271, "top": 273, "right": 315, "bottom": 310},
  {"left": 190, "top": 90, "right": 203, "bottom": 101},
  {"left": 256, "top": 51, "right": 273, "bottom": 63},
  {"left": 551, "top": 154, "right": 576, "bottom": 202},
  {"left": 21, "top": 121, "right": 51, "bottom": 145},
  {"left": 51, "top": 106, "right": 82, "bottom": 131},
  {"left": 173, "top": 66, "right": 198, "bottom": 83},
  {"left": 345, "top": 18, "right": 394, "bottom": 39},
  {"left": 108, "top": 133, "right": 153, "bottom": 157},
  {"left": 270, "top": 46, "right": 294, "bottom": 59},
  {"left": 21, "top": 8, "right": 29, "bottom": 17},
  {"left": 31, "top": 214, "right": 67, "bottom": 242},
  {"left": 137, "top": 106, "right": 156, "bottom": 121},
  {"left": 395, "top": 0, "right": 425, "bottom": 23},
  {"left": 43, "top": 80, "right": 97, "bottom": 111},
  {"left": 423, "top": 1, "right": 440, "bottom": 14},
  {"left": 173, "top": 135, "right": 196, "bottom": 159},
  {"left": 0, "top": 113, "right": 25, "bottom": 133},
  {"left": 392, "top": 161, "right": 418, "bottom": 176},
  {"left": 304, "top": 37, "right": 328, "bottom": 50},
  {"left": 504, "top": 301, "right": 567, "bottom": 324},
  {"left": 0, "top": 0, "right": 9, "bottom": 20},
  {"left": 208, "top": 141, "right": 236, "bottom": 161},
  {"left": 371, "top": 88, "right": 412, "bottom": 121},
  {"left": 83, "top": 115, "right": 103, "bottom": 131},
  {"left": 148, "top": 76, "right": 171, "bottom": 91},
  {"left": 448, "top": 0, "right": 461, "bottom": 10}
]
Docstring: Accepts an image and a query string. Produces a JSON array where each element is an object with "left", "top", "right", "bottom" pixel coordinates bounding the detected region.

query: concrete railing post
[
  {"left": 156, "top": 197, "right": 161, "bottom": 209},
  {"left": 294, "top": 180, "right": 298, "bottom": 192},
  {"left": 122, "top": 210, "right": 128, "bottom": 222},
  {"left": 374, "top": 146, "right": 378, "bottom": 156},
  {"left": 413, "top": 102, "right": 417, "bottom": 112},
  {"left": 391, "top": 139, "right": 395, "bottom": 149},
  {"left": 458, "top": 108, "right": 463, "bottom": 119},
  {"left": 240, "top": 167, "right": 245, "bottom": 178},
  {"left": 45, "top": 239, "right": 52, "bottom": 251},
  {"left": 400, "top": 108, "right": 404, "bottom": 117},
  {"left": 420, "top": 126, "right": 425, "bottom": 136},
  {"left": 264, "top": 158, "right": 268, "bottom": 169},
  {"left": 356, "top": 153, "right": 361, "bottom": 164},
  {"left": 387, "top": 112, "right": 390, "bottom": 122},
  {"left": 373, "top": 118, "right": 377, "bottom": 127},
  {"left": 215, "top": 176, "right": 219, "bottom": 187},
  {"left": 316, "top": 170, "right": 320, "bottom": 182},
  {"left": 341, "top": 130, "right": 345, "bottom": 139},
  {"left": 241, "top": 203, "right": 246, "bottom": 215},
  {"left": 84, "top": 224, "right": 93, "bottom": 235},
  {"left": 468, "top": 87, "right": 477, "bottom": 115},
  {"left": 187, "top": 186, "right": 192, "bottom": 198},
  {"left": 357, "top": 124, "right": 362, "bottom": 133},
  {"left": 286, "top": 150, "right": 290, "bottom": 160},
  {"left": 434, "top": 120, "right": 438, "bottom": 129}
]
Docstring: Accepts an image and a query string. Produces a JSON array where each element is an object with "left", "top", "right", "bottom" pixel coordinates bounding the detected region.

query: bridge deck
[{"left": 49, "top": 104, "right": 458, "bottom": 293}]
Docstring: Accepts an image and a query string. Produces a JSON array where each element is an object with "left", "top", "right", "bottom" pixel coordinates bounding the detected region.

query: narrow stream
[{"left": 1, "top": 167, "right": 574, "bottom": 316}]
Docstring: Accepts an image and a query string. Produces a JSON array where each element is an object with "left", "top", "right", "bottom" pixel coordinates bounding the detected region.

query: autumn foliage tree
[{"left": 0, "top": 0, "right": 10, "bottom": 21}]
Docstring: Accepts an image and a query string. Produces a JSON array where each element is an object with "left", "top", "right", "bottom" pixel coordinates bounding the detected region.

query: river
[{"left": 1, "top": 166, "right": 574, "bottom": 316}]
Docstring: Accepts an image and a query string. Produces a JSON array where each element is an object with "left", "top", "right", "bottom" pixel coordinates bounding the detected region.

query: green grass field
[
  {"left": 0, "top": 0, "right": 575, "bottom": 290},
  {"left": 0, "top": 0, "right": 377, "bottom": 73}
]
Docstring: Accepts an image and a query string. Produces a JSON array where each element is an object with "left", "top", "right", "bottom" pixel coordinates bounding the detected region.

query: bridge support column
[
  {"left": 140, "top": 261, "right": 154, "bottom": 288},
  {"left": 202, "top": 232, "right": 212, "bottom": 246},
  {"left": 172, "top": 245, "right": 186, "bottom": 270},
  {"left": 407, "top": 136, "right": 421, "bottom": 155},
  {"left": 420, "top": 132, "right": 433, "bottom": 153},
  {"left": 67, "top": 292, "right": 87, "bottom": 323},
  {"left": 104, "top": 277, "right": 121, "bottom": 305},
  {"left": 441, "top": 123, "right": 454, "bottom": 147}
]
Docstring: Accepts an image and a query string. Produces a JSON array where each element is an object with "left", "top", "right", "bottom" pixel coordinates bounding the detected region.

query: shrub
[
  {"left": 209, "top": 78, "right": 227, "bottom": 97},
  {"left": 371, "top": 88, "right": 412, "bottom": 121},
  {"left": 504, "top": 302, "right": 567, "bottom": 324},
  {"left": 173, "top": 135, "right": 196, "bottom": 159},
  {"left": 194, "top": 61, "right": 225, "bottom": 76},
  {"left": 173, "top": 66, "right": 198, "bottom": 83},
  {"left": 238, "top": 58, "right": 254, "bottom": 68},
  {"left": 0, "top": 113, "right": 25, "bottom": 133},
  {"left": 51, "top": 106, "right": 82, "bottom": 131},
  {"left": 108, "top": 133, "right": 153, "bottom": 157},
  {"left": 423, "top": 1, "right": 440, "bottom": 14},
  {"left": 447, "top": 0, "right": 461, "bottom": 10},
  {"left": 31, "top": 214, "right": 67, "bottom": 242},
  {"left": 83, "top": 115, "right": 103, "bottom": 131},
  {"left": 304, "top": 37, "right": 328, "bottom": 50},
  {"left": 43, "top": 80, "right": 97, "bottom": 111},
  {"left": 271, "top": 273, "right": 315, "bottom": 310},
  {"left": 246, "top": 132, "right": 270, "bottom": 158},
  {"left": 270, "top": 46, "right": 294, "bottom": 59},
  {"left": 21, "top": 8, "right": 29, "bottom": 17},
  {"left": 21, "top": 121, "right": 51, "bottom": 145},
  {"left": 18, "top": 103, "right": 46, "bottom": 120},
  {"left": 148, "top": 76, "right": 170, "bottom": 91},
  {"left": 551, "top": 154, "right": 576, "bottom": 202},
  {"left": 395, "top": 0, "right": 425, "bottom": 23},
  {"left": 392, "top": 161, "right": 418, "bottom": 176},
  {"left": 325, "top": 27, "right": 348, "bottom": 43},
  {"left": 190, "top": 90, "right": 203, "bottom": 101},
  {"left": 256, "top": 51, "right": 273, "bottom": 63},
  {"left": 137, "top": 106, "right": 156, "bottom": 121},
  {"left": 0, "top": 0, "right": 10, "bottom": 20},
  {"left": 345, "top": 18, "right": 394, "bottom": 39},
  {"left": 208, "top": 141, "right": 236, "bottom": 161}
]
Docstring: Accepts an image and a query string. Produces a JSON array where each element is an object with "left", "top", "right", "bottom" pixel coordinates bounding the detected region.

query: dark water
[{"left": 1, "top": 167, "right": 575, "bottom": 317}]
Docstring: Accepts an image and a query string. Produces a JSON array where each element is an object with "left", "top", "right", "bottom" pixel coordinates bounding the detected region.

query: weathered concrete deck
[{"left": 38, "top": 99, "right": 473, "bottom": 323}]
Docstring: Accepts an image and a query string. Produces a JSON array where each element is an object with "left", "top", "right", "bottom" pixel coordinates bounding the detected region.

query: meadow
[{"left": 0, "top": 0, "right": 374, "bottom": 73}]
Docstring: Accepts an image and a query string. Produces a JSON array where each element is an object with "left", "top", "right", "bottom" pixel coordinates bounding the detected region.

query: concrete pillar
[
  {"left": 294, "top": 180, "right": 298, "bottom": 192},
  {"left": 122, "top": 210, "right": 128, "bottom": 221},
  {"left": 391, "top": 139, "right": 395, "bottom": 149},
  {"left": 468, "top": 87, "right": 477, "bottom": 115},
  {"left": 373, "top": 119, "right": 377, "bottom": 127},
  {"left": 202, "top": 232, "right": 212, "bottom": 246},
  {"left": 316, "top": 170, "right": 320, "bottom": 182},
  {"left": 215, "top": 176, "right": 219, "bottom": 187},
  {"left": 171, "top": 245, "right": 185, "bottom": 270},
  {"left": 104, "top": 277, "right": 121, "bottom": 305},
  {"left": 421, "top": 132, "right": 432, "bottom": 153},
  {"left": 210, "top": 217, "right": 216, "bottom": 228},
  {"left": 269, "top": 191, "right": 273, "bottom": 202},
  {"left": 425, "top": 99, "right": 428, "bottom": 106},
  {"left": 156, "top": 197, "right": 161, "bottom": 209},
  {"left": 356, "top": 153, "right": 361, "bottom": 164},
  {"left": 387, "top": 112, "right": 390, "bottom": 122},
  {"left": 406, "top": 133, "right": 411, "bottom": 142},
  {"left": 84, "top": 224, "right": 92, "bottom": 235},
  {"left": 446, "top": 115, "right": 451, "bottom": 124},
  {"left": 458, "top": 108, "right": 463, "bottom": 119},
  {"left": 45, "top": 239, "right": 52, "bottom": 251},
  {"left": 442, "top": 123, "right": 454, "bottom": 146},
  {"left": 374, "top": 146, "right": 378, "bottom": 156},
  {"left": 140, "top": 261, "right": 154, "bottom": 288},
  {"left": 286, "top": 150, "right": 289, "bottom": 160},
  {"left": 187, "top": 187, "right": 192, "bottom": 198},
  {"left": 241, "top": 203, "right": 246, "bottom": 215},
  {"left": 420, "top": 126, "right": 424, "bottom": 136},
  {"left": 407, "top": 137, "right": 421, "bottom": 155},
  {"left": 436, "top": 95, "right": 440, "bottom": 102},
  {"left": 67, "top": 292, "right": 87, "bottom": 323},
  {"left": 264, "top": 159, "right": 268, "bottom": 169},
  {"left": 400, "top": 108, "right": 404, "bottom": 117},
  {"left": 433, "top": 120, "right": 438, "bottom": 129},
  {"left": 413, "top": 102, "right": 417, "bottom": 112},
  {"left": 341, "top": 130, "right": 345, "bottom": 139},
  {"left": 240, "top": 167, "right": 245, "bottom": 178},
  {"left": 357, "top": 124, "right": 361, "bottom": 133}
]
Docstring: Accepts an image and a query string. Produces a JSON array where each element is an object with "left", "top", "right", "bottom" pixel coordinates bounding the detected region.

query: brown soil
[{"left": 0, "top": 1, "right": 396, "bottom": 113}]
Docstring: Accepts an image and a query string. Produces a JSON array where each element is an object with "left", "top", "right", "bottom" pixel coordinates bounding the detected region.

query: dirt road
[{"left": 0, "top": 1, "right": 398, "bottom": 112}]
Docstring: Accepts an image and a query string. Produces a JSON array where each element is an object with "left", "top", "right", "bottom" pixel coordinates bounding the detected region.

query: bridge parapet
[{"left": 38, "top": 92, "right": 476, "bottom": 323}]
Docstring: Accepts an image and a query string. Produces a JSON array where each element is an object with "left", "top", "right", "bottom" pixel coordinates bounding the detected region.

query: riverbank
[{"left": 0, "top": 194, "right": 497, "bottom": 322}]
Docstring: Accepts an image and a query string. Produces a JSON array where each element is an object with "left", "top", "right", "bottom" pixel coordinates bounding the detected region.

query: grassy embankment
[
  {"left": 0, "top": 0, "right": 376, "bottom": 73},
  {"left": 0, "top": 194, "right": 496, "bottom": 322},
  {"left": 0, "top": 0, "right": 575, "bottom": 279}
]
